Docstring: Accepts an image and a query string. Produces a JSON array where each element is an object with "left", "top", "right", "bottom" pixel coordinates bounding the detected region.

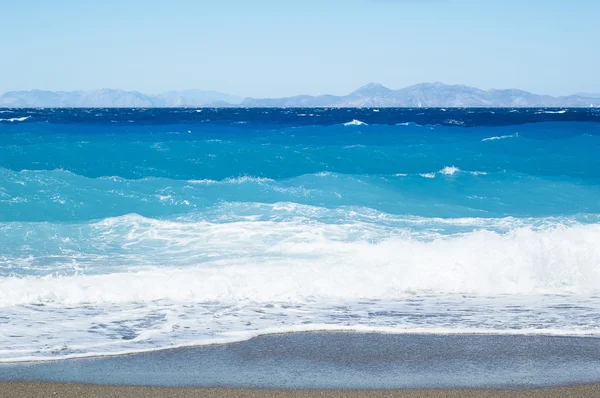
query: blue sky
[{"left": 1, "top": 0, "right": 598, "bottom": 97}]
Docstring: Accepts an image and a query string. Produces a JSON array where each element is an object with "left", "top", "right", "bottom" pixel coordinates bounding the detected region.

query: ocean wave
[
  {"left": 445, "top": 119, "right": 465, "bottom": 126},
  {"left": 188, "top": 176, "right": 274, "bottom": 185},
  {"left": 482, "top": 133, "right": 518, "bottom": 142},
  {"left": 439, "top": 166, "right": 461, "bottom": 175},
  {"left": 2, "top": 213, "right": 600, "bottom": 362},
  {"left": 0, "top": 116, "right": 30, "bottom": 122},
  {"left": 343, "top": 119, "right": 368, "bottom": 126},
  {"left": 419, "top": 166, "right": 488, "bottom": 178},
  {"left": 86, "top": 206, "right": 600, "bottom": 229},
  {"left": 536, "top": 110, "right": 567, "bottom": 114},
  {"left": 440, "top": 166, "right": 487, "bottom": 176},
  {"left": 2, "top": 220, "right": 600, "bottom": 306}
]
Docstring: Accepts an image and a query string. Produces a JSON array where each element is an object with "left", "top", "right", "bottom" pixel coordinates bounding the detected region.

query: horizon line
[{"left": 2, "top": 82, "right": 598, "bottom": 99}]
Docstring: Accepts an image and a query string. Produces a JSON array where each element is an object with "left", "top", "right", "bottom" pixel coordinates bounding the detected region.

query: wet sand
[
  {"left": 2, "top": 333, "right": 600, "bottom": 396},
  {"left": 3, "top": 382, "right": 600, "bottom": 398}
]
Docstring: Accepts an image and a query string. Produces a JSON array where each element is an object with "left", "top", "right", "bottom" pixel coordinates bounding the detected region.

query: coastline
[
  {"left": 3, "top": 383, "right": 600, "bottom": 398},
  {"left": 3, "top": 332, "right": 600, "bottom": 391},
  {"left": 5, "top": 326, "right": 600, "bottom": 365}
]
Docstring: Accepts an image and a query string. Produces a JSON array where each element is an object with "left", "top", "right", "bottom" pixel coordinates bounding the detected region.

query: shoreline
[
  {"left": 3, "top": 383, "right": 600, "bottom": 398},
  {"left": 4, "top": 328, "right": 600, "bottom": 365},
  {"left": 3, "top": 333, "right": 600, "bottom": 390}
]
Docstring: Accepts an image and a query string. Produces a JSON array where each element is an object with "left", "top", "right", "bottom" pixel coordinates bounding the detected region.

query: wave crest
[
  {"left": 187, "top": 176, "right": 274, "bottom": 185},
  {"left": 2, "top": 221, "right": 600, "bottom": 306},
  {"left": 0, "top": 116, "right": 30, "bottom": 122},
  {"left": 343, "top": 119, "right": 368, "bottom": 126},
  {"left": 482, "top": 133, "right": 518, "bottom": 142}
]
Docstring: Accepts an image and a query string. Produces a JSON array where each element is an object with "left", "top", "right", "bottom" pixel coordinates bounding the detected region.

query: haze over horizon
[
  {"left": 1, "top": 0, "right": 599, "bottom": 97},
  {"left": 2, "top": 81, "right": 599, "bottom": 100}
]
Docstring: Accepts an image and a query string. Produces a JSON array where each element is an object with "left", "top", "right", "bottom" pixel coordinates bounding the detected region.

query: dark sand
[
  {"left": 3, "top": 382, "right": 600, "bottom": 398},
  {"left": 2, "top": 333, "right": 600, "bottom": 396}
]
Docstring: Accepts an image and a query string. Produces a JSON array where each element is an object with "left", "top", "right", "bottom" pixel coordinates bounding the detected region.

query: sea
[{"left": 1, "top": 107, "right": 599, "bottom": 363}]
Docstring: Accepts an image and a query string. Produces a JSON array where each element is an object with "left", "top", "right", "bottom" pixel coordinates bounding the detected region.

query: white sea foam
[
  {"left": 0, "top": 116, "right": 30, "bottom": 122},
  {"left": 188, "top": 176, "right": 274, "bottom": 185},
  {"left": 314, "top": 171, "right": 336, "bottom": 177},
  {"left": 343, "top": 119, "right": 368, "bottom": 126},
  {"left": 419, "top": 172, "right": 436, "bottom": 179},
  {"left": 536, "top": 110, "right": 567, "bottom": 114},
  {"left": 439, "top": 166, "right": 461, "bottom": 175},
  {"left": 438, "top": 166, "right": 487, "bottom": 176},
  {"left": 482, "top": 133, "right": 518, "bottom": 142},
  {"left": 4, "top": 217, "right": 600, "bottom": 306},
  {"left": 2, "top": 214, "right": 600, "bottom": 361}
]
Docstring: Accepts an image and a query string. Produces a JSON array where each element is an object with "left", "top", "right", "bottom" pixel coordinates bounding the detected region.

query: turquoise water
[{"left": 1, "top": 108, "right": 599, "bottom": 362}]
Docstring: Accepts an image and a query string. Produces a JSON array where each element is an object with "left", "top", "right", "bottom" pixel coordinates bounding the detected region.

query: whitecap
[
  {"left": 439, "top": 166, "right": 461, "bottom": 175},
  {"left": 0, "top": 116, "right": 30, "bottom": 122},
  {"left": 343, "top": 119, "right": 368, "bottom": 126},
  {"left": 188, "top": 176, "right": 274, "bottom": 185},
  {"left": 314, "top": 171, "right": 336, "bottom": 177},
  {"left": 417, "top": 167, "right": 488, "bottom": 177},
  {"left": 482, "top": 133, "right": 518, "bottom": 142},
  {"left": 536, "top": 110, "right": 567, "bottom": 114}
]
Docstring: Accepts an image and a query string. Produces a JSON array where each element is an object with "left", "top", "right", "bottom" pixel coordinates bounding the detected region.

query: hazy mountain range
[
  {"left": 0, "top": 89, "right": 243, "bottom": 108},
  {"left": 1, "top": 83, "right": 598, "bottom": 108}
]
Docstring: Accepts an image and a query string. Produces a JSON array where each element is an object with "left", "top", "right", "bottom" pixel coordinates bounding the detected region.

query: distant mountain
[
  {"left": 575, "top": 92, "right": 600, "bottom": 99},
  {"left": 0, "top": 89, "right": 242, "bottom": 108},
  {"left": 242, "top": 82, "right": 599, "bottom": 108},
  {"left": 1, "top": 83, "right": 598, "bottom": 108},
  {"left": 158, "top": 90, "right": 243, "bottom": 107}
]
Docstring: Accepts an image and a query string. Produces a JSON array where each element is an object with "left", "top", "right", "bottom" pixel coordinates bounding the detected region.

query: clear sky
[{"left": 1, "top": 0, "right": 598, "bottom": 97}]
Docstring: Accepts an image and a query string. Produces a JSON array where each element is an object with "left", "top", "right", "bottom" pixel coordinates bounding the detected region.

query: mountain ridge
[{"left": 1, "top": 83, "right": 598, "bottom": 108}]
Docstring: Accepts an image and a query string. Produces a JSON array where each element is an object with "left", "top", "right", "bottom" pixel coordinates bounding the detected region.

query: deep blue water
[{"left": 1, "top": 107, "right": 599, "bottom": 362}]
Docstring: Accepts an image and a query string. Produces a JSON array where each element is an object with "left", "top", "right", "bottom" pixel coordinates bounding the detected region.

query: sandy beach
[
  {"left": 2, "top": 333, "right": 600, "bottom": 397},
  {"left": 3, "top": 382, "right": 600, "bottom": 398}
]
